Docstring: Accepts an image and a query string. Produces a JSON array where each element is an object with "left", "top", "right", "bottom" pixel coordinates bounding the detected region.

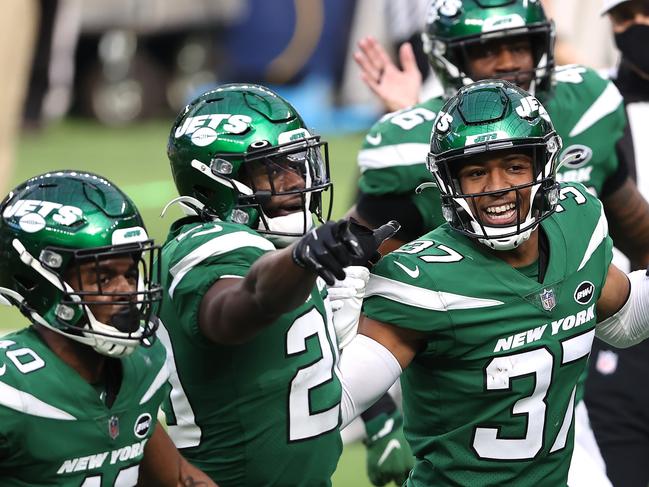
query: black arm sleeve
[
  {"left": 601, "top": 113, "right": 634, "bottom": 198},
  {"left": 361, "top": 391, "right": 398, "bottom": 422},
  {"left": 356, "top": 191, "right": 425, "bottom": 242}
]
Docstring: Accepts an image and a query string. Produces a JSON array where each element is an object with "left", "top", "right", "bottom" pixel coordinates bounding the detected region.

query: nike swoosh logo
[
  {"left": 365, "top": 133, "right": 382, "bottom": 145},
  {"left": 370, "top": 417, "right": 395, "bottom": 442},
  {"left": 378, "top": 439, "right": 402, "bottom": 466},
  {"left": 395, "top": 261, "right": 420, "bottom": 279}
]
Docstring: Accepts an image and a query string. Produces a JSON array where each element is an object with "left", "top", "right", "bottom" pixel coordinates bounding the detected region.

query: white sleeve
[
  {"left": 596, "top": 269, "right": 649, "bottom": 348},
  {"left": 337, "top": 334, "right": 402, "bottom": 429},
  {"left": 326, "top": 266, "right": 369, "bottom": 349}
]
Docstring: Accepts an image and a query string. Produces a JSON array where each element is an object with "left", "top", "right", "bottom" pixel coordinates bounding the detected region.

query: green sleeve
[{"left": 169, "top": 245, "right": 269, "bottom": 341}]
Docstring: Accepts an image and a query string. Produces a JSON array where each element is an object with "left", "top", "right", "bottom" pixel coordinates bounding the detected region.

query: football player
[
  {"left": 0, "top": 171, "right": 215, "bottom": 486},
  {"left": 351, "top": 0, "right": 649, "bottom": 267},
  {"left": 336, "top": 80, "right": 649, "bottom": 486},
  {"left": 350, "top": 1, "right": 649, "bottom": 484},
  {"left": 158, "top": 83, "right": 408, "bottom": 486}
]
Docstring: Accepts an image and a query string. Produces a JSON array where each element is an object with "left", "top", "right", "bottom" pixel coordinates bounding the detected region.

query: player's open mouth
[{"left": 483, "top": 202, "right": 517, "bottom": 225}]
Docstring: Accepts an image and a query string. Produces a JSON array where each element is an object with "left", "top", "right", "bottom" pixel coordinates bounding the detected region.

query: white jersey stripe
[
  {"left": 169, "top": 232, "right": 275, "bottom": 297},
  {"left": 156, "top": 322, "right": 201, "bottom": 448},
  {"left": 569, "top": 82, "right": 623, "bottom": 137},
  {"left": 366, "top": 274, "right": 504, "bottom": 311},
  {"left": 140, "top": 345, "right": 171, "bottom": 405},
  {"left": 578, "top": 204, "right": 608, "bottom": 271},
  {"left": 0, "top": 380, "right": 76, "bottom": 420},
  {"left": 358, "top": 143, "right": 429, "bottom": 172}
]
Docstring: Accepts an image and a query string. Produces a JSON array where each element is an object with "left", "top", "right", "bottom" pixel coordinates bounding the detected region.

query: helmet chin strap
[
  {"left": 469, "top": 205, "right": 538, "bottom": 251},
  {"left": 0, "top": 285, "right": 139, "bottom": 357},
  {"left": 477, "top": 227, "right": 535, "bottom": 251},
  {"left": 258, "top": 210, "right": 314, "bottom": 248},
  {"left": 82, "top": 306, "right": 142, "bottom": 357}
]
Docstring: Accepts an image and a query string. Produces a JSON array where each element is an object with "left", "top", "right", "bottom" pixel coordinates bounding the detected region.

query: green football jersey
[
  {"left": 363, "top": 183, "right": 613, "bottom": 486},
  {"left": 0, "top": 327, "right": 169, "bottom": 486},
  {"left": 358, "top": 65, "right": 626, "bottom": 232},
  {"left": 157, "top": 217, "right": 342, "bottom": 487}
]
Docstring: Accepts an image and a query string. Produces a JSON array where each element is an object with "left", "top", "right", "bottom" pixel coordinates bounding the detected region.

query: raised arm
[
  {"left": 338, "top": 314, "right": 424, "bottom": 428},
  {"left": 595, "top": 262, "right": 649, "bottom": 348},
  {"left": 198, "top": 220, "right": 400, "bottom": 345},
  {"left": 354, "top": 36, "right": 422, "bottom": 112}
]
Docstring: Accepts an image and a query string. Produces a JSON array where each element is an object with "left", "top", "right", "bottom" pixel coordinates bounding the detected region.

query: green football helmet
[
  {"left": 422, "top": 0, "right": 555, "bottom": 96},
  {"left": 167, "top": 83, "right": 332, "bottom": 246},
  {"left": 0, "top": 171, "right": 162, "bottom": 357},
  {"left": 427, "top": 80, "right": 562, "bottom": 250}
]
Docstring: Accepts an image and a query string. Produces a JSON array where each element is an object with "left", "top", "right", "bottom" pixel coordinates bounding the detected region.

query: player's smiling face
[
  {"left": 456, "top": 150, "right": 534, "bottom": 227},
  {"left": 242, "top": 158, "right": 307, "bottom": 218}
]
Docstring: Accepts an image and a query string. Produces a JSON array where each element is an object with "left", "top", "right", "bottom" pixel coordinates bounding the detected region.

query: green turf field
[{"left": 1, "top": 119, "right": 378, "bottom": 487}]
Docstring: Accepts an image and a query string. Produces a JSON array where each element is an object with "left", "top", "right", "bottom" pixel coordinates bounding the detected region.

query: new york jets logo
[
  {"left": 174, "top": 114, "right": 253, "bottom": 145},
  {"left": 516, "top": 95, "right": 542, "bottom": 119},
  {"left": 134, "top": 413, "right": 152, "bottom": 439},
  {"left": 465, "top": 131, "right": 508, "bottom": 146},
  {"left": 560, "top": 145, "right": 593, "bottom": 169},
  {"left": 482, "top": 14, "right": 525, "bottom": 32},
  {"left": 426, "top": 0, "right": 462, "bottom": 23},
  {"left": 3, "top": 199, "right": 83, "bottom": 229},
  {"left": 574, "top": 281, "right": 595, "bottom": 305},
  {"left": 278, "top": 128, "right": 311, "bottom": 145},
  {"left": 435, "top": 111, "right": 453, "bottom": 133},
  {"left": 112, "top": 226, "right": 148, "bottom": 245}
]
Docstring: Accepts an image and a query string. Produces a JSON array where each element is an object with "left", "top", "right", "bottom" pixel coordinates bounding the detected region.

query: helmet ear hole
[{"left": 193, "top": 185, "right": 218, "bottom": 209}]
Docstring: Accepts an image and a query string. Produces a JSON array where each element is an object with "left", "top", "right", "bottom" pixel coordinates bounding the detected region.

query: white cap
[{"left": 601, "top": 0, "right": 631, "bottom": 15}]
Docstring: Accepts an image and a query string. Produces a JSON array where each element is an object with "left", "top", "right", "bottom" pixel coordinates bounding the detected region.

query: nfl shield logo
[
  {"left": 108, "top": 415, "right": 120, "bottom": 439},
  {"left": 540, "top": 288, "right": 556, "bottom": 311},
  {"left": 596, "top": 350, "right": 619, "bottom": 375}
]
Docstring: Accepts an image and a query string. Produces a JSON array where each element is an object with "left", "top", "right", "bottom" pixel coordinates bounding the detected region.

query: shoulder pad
[
  {"left": 166, "top": 220, "right": 275, "bottom": 269},
  {"left": 554, "top": 64, "right": 620, "bottom": 103},
  {"left": 361, "top": 97, "right": 445, "bottom": 151}
]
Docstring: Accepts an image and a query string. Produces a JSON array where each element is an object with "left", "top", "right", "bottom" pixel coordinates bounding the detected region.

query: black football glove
[{"left": 292, "top": 219, "right": 400, "bottom": 285}]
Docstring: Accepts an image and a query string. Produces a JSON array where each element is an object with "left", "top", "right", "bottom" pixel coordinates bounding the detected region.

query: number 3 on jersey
[{"left": 472, "top": 331, "right": 593, "bottom": 460}]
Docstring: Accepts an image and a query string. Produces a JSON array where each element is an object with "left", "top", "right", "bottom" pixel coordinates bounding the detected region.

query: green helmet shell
[
  {"left": 428, "top": 80, "right": 562, "bottom": 250},
  {"left": 423, "top": 0, "right": 555, "bottom": 96},
  {"left": 167, "top": 83, "right": 332, "bottom": 242},
  {"left": 0, "top": 171, "right": 161, "bottom": 356}
]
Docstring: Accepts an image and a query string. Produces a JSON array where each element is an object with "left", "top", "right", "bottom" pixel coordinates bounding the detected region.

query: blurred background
[{"left": 0, "top": 1, "right": 623, "bottom": 485}]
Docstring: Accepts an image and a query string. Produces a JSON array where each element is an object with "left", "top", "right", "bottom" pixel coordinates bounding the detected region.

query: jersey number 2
[{"left": 287, "top": 309, "right": 340, "bottom": 441}]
